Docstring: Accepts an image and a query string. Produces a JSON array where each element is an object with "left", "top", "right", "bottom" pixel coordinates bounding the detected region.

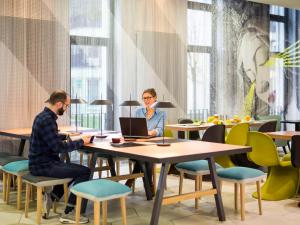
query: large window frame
[
  {"left": 187, "top": 0, "right": 216, "bottom": 120},
  {"left": 70, "top": 0, "right": 114, "bottom": 130}
]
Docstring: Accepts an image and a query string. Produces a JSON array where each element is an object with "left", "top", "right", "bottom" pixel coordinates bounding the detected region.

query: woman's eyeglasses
[{"left": 142, "top": 96, "right": 153, "bottom": 101}]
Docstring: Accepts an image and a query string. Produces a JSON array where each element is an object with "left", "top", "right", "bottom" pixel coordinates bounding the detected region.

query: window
[
  {"left": 187, "top": 1, "right": 213, "bottom": 120},
  {"left": 270, "top": 5, "right": 285, "bottom": 16},
  {"left": 70, "top": 0, "right": 113, "bottom": 129}
]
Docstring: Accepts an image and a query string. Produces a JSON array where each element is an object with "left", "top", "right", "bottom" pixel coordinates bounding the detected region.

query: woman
[
  {"left": 125, "top": 88, "right": 166, "bottom": 195},
  {"left": 135, "top": 88, "right": 166, "bottom": 136}
]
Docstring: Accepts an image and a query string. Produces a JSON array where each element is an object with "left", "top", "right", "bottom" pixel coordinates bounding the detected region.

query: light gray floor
[{"left": 1, "top": 155, "right": 300, "bottom": 225}]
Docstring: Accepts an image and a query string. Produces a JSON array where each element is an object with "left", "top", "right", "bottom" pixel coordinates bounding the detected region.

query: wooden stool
[{"left": 71, "top": 179, "right": 131, "bottom": 225}]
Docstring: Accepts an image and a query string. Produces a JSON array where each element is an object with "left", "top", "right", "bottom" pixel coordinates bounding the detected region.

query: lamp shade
[
  {"left": 71, "top": 98, "right": 87, "bottom": 104},
  {"left": 90, "top": 99, "right": 113, "bottom": 105},
  {"left": 120, "top": 100, "right": 141, "bottom": 106},
  {"left": 154, "top": 101, "right": 175, "bottom": 108}
]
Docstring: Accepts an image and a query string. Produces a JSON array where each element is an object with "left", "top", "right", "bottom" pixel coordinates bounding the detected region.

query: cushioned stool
[
  {"left": 2, "top": 160, "right": 29, "bottom": 209},
  {"left": 217, "top": 167, "right": 266, "bottom": 220},
  {"left": 71, "top": 179, "right": 131, "bottom": 225},
  {"left": 0, "top": 155, "right": 28, "bottom": 202},
  {"left": 175, "top": 160, "right": 222, "bottom": 208},
  {"left": 23, "top": 173, "right": 72, "bottom": 225}
]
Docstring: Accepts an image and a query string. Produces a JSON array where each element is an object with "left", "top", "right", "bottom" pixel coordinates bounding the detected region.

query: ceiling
[{"left": 248, "top": 0, "right": 300, "bottom": 9}]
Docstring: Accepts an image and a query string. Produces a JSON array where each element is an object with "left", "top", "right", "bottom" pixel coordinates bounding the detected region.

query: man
[{"left": 29, "top": 90, "right": 91, "bottom": 224}]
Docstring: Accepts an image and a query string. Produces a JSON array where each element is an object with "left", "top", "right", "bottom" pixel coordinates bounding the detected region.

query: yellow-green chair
[
  {"left": 247, "top": 131, "right": 299, "bottom": 200},
  {"left": 215, "top": 123, "right": 249, "bottom": 168}
]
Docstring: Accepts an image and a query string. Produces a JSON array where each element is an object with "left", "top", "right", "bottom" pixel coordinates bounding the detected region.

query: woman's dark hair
[
  {"left": 142, "top": 88, "right": 157, "bottom": 97},
  {"left": 45, "top": 90, "right": 68, "bottom": 105}
]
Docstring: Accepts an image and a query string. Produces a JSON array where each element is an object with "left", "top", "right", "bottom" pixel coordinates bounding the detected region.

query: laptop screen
[{"left": 119, "top": 117, "right": 149, "bottom": 137}]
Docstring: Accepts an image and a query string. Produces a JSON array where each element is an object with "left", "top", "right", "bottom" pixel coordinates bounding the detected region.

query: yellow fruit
[
  {"left": 207, "top": 116, "right": 214, "bottom": 123},
  {"left": 213, "top": 118, "right": 219, "bottom": 125}
]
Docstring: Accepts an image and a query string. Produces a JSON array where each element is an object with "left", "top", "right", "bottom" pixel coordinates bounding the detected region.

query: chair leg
[
  {"left": 234, "top": 183, "right": 239, "bottom": 211},
  {"left": 153, "top": 164, "right": 157, "bottom": 195},
  {"left": 94, "top": 201, "right": 100, "bottom": 225},
  {"left": 240, "top": 183, "right": 245, "bottom": 221},
  {"left": 106, "top": 160, "right": 110, "bottom": 177},
  {"left": 31, "top": 186, "right": 35, "bottom": 201},
  {"left": 75, "top": 196, "right": 82, "bottom": 225},
  {"left": 98, "top": 158, "right": 103, "bottom": 178},
  {"left": 87, "top": 154, "right": 92, "bottom": 167},
  {"left": 195, "top": 175, "right": 199, "bottom": 209},
  {"left": 17, "top": 175, "right": 22, "bottom": 210},
  {"left": 102, "top": 200, "right": 107, "bottom": 225},
  {"left": 79, "top": 152, "right": 83, "bottom": 165},
  {"left": 129, "top": 161, "right": 135, "bottom": 192},
  {"left": 25, "top": 183, "right": 31, "bottom": 218},
  {"left": 198, "top": 175, "right": 202, "bottom": 200},
  {"left": 63, "top": 183, "right": 69, "bottom": 206},
  {"left": 6, "top": 173, "right": 11, "bottom": 204},
  {"left": 179, "top": 171, "right": 184, "bottom": 196},
  {"left": 256, "top": 180, "right": 262, "bottom": 215},
  {"left": 2, "top": 172, "right": 6, "bottom": 202},
  {"left": 120, "top": 197, "right": 127, "bottom": 225},
  {"left": 116, "top": 161, "right": 120, "bottom": 176},
  {"left": 36, "top": 187, "right": 43, "bottom": 225}
]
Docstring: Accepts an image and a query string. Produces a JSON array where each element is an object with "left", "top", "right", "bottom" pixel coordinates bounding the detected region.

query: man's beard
[{"left": 57, "top": 107, "right": 65, "bottom": 116}]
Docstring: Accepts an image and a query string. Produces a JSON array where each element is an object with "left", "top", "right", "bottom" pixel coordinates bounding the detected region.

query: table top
[
  {"left": 280, "top": 120, "right": 300, "bottom": 124},
  {"left": 266, "top": 131, "right": 300, "bottom": 140},
  {"left": 83, "top": 139, "right": 251, "bottom": 164},
  {"left": 166, "top": 121, "right": 264, "bottom": 132}
]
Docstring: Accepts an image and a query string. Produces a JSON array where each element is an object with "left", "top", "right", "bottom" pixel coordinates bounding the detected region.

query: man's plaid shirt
[{"left": 29, "top": 107, "right": 83, "bottom": 175}]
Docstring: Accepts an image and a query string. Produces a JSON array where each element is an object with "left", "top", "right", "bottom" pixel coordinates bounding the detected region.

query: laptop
[{"left": 119, "top": 117, "right": 154, "bottom": 139}]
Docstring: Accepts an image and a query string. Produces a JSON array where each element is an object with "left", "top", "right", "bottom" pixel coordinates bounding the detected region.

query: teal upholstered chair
[
  {"left": 71, "top": 179, "right": 131, "bottom": 225},
  {"left": 217, "top": 167, "right": 265, "bottom": 221},
  {"left": 23, "top": 173, "right": 72, "bottom": 225},
  {"left": 2, "top": 160, "right": 29, "bottom": 209},
  {"left": 175, "top": 125, "right": 225, "bottom": 208},
  {"left": 0, "top": 155, "right": 28, "bottom": 204}
]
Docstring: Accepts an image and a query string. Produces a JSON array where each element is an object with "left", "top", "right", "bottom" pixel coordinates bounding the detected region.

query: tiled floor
[{"left": 1, "top": 160, "right": 300, "bottom": 225}]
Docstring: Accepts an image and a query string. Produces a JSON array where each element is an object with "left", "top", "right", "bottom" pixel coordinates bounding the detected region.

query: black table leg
[
  {"left": 150, "top": 162, "right": 170, "bottom": 225},
  {"left": 208, "top": 157, "right": 225, "bottom": 221},
  {"left": 81, "top": 152, "right": 97, "bottom": 214},
  {"left": 295, "top": 123, "right": 300, "bottom": 131},
  {"left": 107, "top": 156, "right": 117, "bottom": 177},
  {"left": 17, "top": 139, "right": 26, "bottom": 156},
  {"left": 138, "top": 161, "right": 153, "bottom": 201}
]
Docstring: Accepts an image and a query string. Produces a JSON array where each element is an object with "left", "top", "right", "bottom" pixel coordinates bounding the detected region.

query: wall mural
[{"left": 218, "top": 0, "right": 270, "bottom": 117}]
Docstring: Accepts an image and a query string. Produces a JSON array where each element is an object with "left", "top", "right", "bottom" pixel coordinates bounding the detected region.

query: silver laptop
[{"left": 119, "top": 117, "right": 154, "bottom": 139}]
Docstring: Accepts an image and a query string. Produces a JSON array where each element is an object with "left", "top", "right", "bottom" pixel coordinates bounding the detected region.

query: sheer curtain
[{"left": 0, "top": 0, "right": 69, "bottom": 153}]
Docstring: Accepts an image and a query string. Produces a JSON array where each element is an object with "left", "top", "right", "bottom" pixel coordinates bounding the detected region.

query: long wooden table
[
  {"left": 84, "top": 139, "right": 251, "bottom": 225},
  {"left": 0, "top": 127, "right": 252, "bottom": 225},
  {"left": 266, "top": 131, "right": 300, "bottom": 140}
]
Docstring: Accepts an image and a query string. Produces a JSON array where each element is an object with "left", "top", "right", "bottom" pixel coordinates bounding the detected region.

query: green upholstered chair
[
  {"left": 71, "top": 179, "right": 131, "bottom": 225},
  {"left": 2, "top": 160, "right": 29, "bottom": 209},
  {"left": 257, "top": 115, "right": 289, "bottom": 154},
  {"left": 247, "top": 131, "right": 299, "bottom": 201},
  {"left": 23, "top": 173, "right": 72, "bottom": 225},
  {"left": 217, "top": 167, "right": 265, "bottom": 221},
  {"left": 215, "top": 123, "right": 249, "bottom": 168}
]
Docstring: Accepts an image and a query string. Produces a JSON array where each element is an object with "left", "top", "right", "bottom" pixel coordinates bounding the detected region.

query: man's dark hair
[{"left": 45, "top": 90, "right": 68, "bottom": 105}]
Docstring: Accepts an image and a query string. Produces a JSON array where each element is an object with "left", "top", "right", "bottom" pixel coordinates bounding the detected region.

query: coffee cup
[{"left": 112, "top": 138, "right": 121, "bottom": 143}]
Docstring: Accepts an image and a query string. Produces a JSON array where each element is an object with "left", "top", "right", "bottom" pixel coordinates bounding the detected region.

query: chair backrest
[
  {"left": 226, "top": 123, "right": 249, "bottom": 146},
  {"left": 202, "top": 125, "right": 225, "bottom": 143},
  {"left": 247, "top": 131, "right": 280, "bottom": 167},
  {"left": 257, "top": 115, "right": 281, "bottom": 131},
  {"left": 291, "top": 135, "right": 300, "bottom": 168},
  {"left": 258, "top": 120, "right": 277, "bottom": 132},
  {"left": 177, "top": 118, "right": 200, "bottom": 140}
]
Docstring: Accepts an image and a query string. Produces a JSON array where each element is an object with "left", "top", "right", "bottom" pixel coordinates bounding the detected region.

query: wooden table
[
  {"left": 266, "top": 131, "right": 300, "bottom": 140},
  {"left": 84, "top": 139, "right": 251, "bottom": 225}
]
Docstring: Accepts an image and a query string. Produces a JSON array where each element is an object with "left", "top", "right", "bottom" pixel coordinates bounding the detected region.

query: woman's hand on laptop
[{"left": 148, "top": 130, "right": 157, "bottom": 136}]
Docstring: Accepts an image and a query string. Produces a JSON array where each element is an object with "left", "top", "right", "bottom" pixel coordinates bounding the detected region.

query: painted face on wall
[{"left": 237, "top": 27, "right": 271, "bottom": 105}]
